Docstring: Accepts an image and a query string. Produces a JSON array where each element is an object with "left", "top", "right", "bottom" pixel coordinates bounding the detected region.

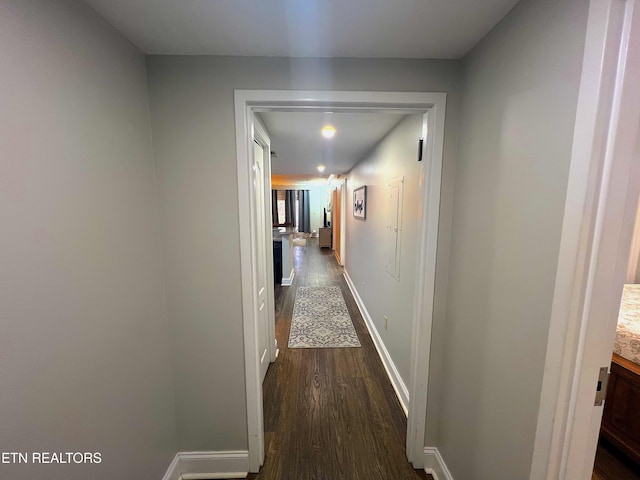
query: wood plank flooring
[
  {"left": 247, "top": 239, "right": 431, "bottom": 480},
  {"left": 592, "top": 438, "right": 640, "bottom": 480}
]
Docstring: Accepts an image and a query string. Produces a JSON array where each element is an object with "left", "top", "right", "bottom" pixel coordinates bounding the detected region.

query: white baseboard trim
[
  {"left": 182, "top": 475, "right": 246, "bottom": 480},
  {"left": 424, "top": 447, "right": 454, "bottom": 480},
  {"left": 343, "top": 270, "right": 409, "bottom": 415},
  {"left": 281, "top": 269, "right": 295, "bottom": 286},
  {"left": 162, "top": 454, "right": 181, "bottom": 480},
  {"left": 162, "top": 451, "right": 249, "bottom": 480}
]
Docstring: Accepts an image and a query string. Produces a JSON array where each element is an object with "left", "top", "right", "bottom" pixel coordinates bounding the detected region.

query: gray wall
[
  {"left": 345, "top": 115, "right": 422, "bottom": 386},
  {"left": 0, "top": 1, "right": 176, "bottom": 478},
  {"left": 435, "top": 0, "right": 589, "bottom": 478},
  {"left": 145, "top": 56, "right": 462, "bottom": 450}
]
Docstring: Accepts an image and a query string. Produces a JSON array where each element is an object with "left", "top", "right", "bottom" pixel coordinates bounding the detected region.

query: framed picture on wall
[{"left": 353, "top": 186, "right": 367, "bottom": 220}]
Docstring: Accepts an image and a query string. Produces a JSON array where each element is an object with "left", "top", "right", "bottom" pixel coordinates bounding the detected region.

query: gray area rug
[{"left": 288, "top": 286, "right": 361, "bottom": 348}]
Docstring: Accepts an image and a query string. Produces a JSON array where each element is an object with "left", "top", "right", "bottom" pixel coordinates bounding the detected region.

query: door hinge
[
  {"left": 595, "top": 366, "right": 610, "bottom": 406},
  {"left": 418, "top": 138, "right": 424, "bottom": 162}
]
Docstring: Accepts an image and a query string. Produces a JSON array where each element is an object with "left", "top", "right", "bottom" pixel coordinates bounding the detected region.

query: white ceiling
[
  {"left": 259, "top": 111, "right": 410, "bottom": 176},
  {"left": 83, "top": 0, "right": 519, "bottom": 58}
]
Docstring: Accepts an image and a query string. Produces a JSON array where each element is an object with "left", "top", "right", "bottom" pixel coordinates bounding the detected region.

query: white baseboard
[
  {"left": 281, "top": 269, "right": 295, "bottom": 286},
  {"left": 163, "top": 451, "right": 249, "bottom": 480},
  {"left": 162, "top": 454, "right": 181, "bottom": 480},
  {"left": 343, "top": 270, "right": 409, "bottom": 414},
  {"left": 424, "top": 447, "right": 454, "bottom": 480}
]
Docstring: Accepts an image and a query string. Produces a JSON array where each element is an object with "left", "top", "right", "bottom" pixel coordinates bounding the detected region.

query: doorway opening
[{"left": 234, "top": 90, "right": 447, "bottom": 473}]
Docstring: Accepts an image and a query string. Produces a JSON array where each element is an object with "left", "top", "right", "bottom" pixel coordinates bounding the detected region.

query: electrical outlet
[{"left": 384, "top": 316, "right": 388, "bottom": 330}]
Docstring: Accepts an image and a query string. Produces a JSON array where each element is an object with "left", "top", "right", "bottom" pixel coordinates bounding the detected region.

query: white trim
[
  {"left": 235, "top": 93, "right": 265, "bottom": 472},
  {"left": 235, "top": 90, "right": 447, "bottom": 471},
  {"left": 424, "top": 447, "right": 454, "bottom": 480},
  {"left": 531, "top": 0, "right": 640, "bottom": 478},
  {"left": 344, "top": 270, "right": 409, "bottom": 414},
  {"left": 179, "top": 451, "right": 248, "bottom": 479},
  {"left": 406, "top": 107, "right": 445, "bottom": 468},
  {"left": 181, "top": 476, "right": 245, "bottom": 480},
  {"left": 281, "top": 269, "right": 295, "bottom": 286},
  {"left": 162, "top": 454, "right": 181, "bottom": 480},
  {"left": 240, "top": 89, "right": 445, "bottom": 108},
  {"left": 161, "top": 451, "right": 249, "bottom": 480}
]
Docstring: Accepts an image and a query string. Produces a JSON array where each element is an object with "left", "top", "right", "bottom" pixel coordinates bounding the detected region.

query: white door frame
[
  {"left": 531, "top": 0, "right": 640, "bottom": 478},
  {"left": 234, "top": 90, "right": 447, "bottom": 472}
]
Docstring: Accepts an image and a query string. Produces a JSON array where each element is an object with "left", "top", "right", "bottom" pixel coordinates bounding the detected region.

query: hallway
[{"left": 249, "top": 239, "right": 431, "bottom": 480}]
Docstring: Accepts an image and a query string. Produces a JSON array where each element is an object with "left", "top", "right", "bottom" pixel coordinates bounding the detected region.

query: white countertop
[{"left": 273, "top": 227, "right": 297, "bottom": 237}]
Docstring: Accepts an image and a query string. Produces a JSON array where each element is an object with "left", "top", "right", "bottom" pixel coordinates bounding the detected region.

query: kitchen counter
[{"left": 273, "top": 227, "right": 296, "bottom": 286}]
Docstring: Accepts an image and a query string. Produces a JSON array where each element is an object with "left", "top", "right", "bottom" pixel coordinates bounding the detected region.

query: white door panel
[{"left": 253, "top": 139, "right": 269, "bottom": 382}]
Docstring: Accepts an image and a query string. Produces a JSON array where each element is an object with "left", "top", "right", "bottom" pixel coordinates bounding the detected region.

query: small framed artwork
[{"left": 353, "top": 185, "right": 367, "bottom": 220}]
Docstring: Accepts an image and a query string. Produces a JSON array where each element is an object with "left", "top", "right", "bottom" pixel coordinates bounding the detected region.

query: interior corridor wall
[
  {"left": 145, "top": 56, "right": 462, "bottom": 450},
  {"left": 436, "top": 0, "right": 589, "bottom": 477},
  {"left": 345, "top": 115, "right": 422, "bottom": 389},
  {"left": 0, "top": 1, "right": 177, "bottom": 479}
]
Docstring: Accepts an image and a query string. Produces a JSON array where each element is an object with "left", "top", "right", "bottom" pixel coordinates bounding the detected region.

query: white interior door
[{"left": 253, "top": 139, "right": 270, "bottom": 382}]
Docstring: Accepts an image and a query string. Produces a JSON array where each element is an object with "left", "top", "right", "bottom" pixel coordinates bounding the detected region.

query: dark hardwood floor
[
  {"left": 593, "top": 438, "right": 640, "bottom": 480},
  {"left": 247, "top": 238, "right": 431, "bottom": 480}
]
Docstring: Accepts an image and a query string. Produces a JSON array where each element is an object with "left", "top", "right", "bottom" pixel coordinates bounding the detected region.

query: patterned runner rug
[{"left": 288, "top": 286, "right": 361, "bottom": 348}]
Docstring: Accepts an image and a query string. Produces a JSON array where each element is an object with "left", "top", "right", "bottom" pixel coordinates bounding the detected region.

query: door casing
[{"left": 234, "top": 90, "right": 447, "bottom": 472}]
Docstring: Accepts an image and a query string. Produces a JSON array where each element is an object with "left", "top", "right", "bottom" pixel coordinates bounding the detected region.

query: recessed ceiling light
[
  {"left": 317, "top": 165, "right": 326, "bottom": 173},
  {"left": 321, "top": 125, "right": 336, "bottom": 139}
]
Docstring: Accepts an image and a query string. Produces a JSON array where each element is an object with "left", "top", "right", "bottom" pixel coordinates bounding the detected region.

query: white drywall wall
[
  {"left": 145, "top": 55, "right": 462, "bottom": 450},
  {"left": 0, "top": 1, "right": 177, "bottom": 478},
  {"left": 436, "top": 0, "right": 589, "bottom": 477}
]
